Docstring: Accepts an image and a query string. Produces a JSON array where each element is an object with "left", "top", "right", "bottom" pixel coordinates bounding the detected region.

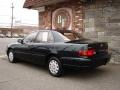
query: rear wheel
[
  {"left": 8, "top": 50, "right": 16, "bottom": 63},
  {"left": 48, "top": 57, "right": 63, "bottom": 77}
]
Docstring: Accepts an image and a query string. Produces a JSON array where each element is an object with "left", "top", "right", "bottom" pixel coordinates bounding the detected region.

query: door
[
  {"left": 29, "top": 31, "right": 54, "bottom": 65},
  {"left": 15, "top": 32, "right": 38, "bottom": 61}
]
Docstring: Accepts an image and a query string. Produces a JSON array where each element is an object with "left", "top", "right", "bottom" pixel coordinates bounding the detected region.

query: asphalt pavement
[
  {"left": 0, "top": 56, "right": 120, "bottom": 90},
  {"left": 0, "top": 38, "right": 120, "bottom": 90}
]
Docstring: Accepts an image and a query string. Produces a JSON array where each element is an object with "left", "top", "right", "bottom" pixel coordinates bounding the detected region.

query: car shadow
[
  {"left": 19, "top": 60, "right": 110, "bottom": 79},
  {"left": 4, "top": 57, "right": 111, "bottom": 80},
  {"left": 18, "top": 61, "right": 48, "bottom": 73},
  {"left": 62, "top": 66, "right": 111, "bottom": 80}
]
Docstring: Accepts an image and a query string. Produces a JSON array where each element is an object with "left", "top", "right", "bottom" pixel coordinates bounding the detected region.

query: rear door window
[
  {"left": 42, "top": 32, "right": 48, "bottom": 42},
  {"left": 35, "top": 31, "right": 49, "bottom": 43},
  {"left": 48, "top": 32, "right": 54, "bottom": 43}
]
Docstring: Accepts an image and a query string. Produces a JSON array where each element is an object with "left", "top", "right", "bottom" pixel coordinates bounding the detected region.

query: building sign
[{"left": 52, "top": 8, "right": 72, "bottom": 30}]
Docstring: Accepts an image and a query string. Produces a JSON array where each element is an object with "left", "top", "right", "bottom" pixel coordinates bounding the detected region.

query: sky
[{"left": 0, "top": 0, "right": 38, "bottom": 27}]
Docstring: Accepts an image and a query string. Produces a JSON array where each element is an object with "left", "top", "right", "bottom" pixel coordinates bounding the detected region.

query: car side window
[
  {"left": 24, "top": 32, "right": 38, "bottom": 44},
  {"left": 35, "top": 32, "right": 49, "bottom": 43},
  {"left": 48, "top": 32, "right": 54, "bottom": 43}
]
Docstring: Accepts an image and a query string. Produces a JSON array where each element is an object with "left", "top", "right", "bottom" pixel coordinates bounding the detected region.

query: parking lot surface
[
  {"left": 0, "top": 56, "right": 120, "bottom": 90},
  {"left": 0, "top": 38, "right": 120, "bottom": 90}
]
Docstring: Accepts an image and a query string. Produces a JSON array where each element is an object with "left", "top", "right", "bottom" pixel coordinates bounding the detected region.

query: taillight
[{"left": 78, "top": 49, "right": 95, "bottom": 57}]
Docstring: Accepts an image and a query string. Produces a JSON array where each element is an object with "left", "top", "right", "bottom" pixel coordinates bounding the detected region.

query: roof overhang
[
  {"left": 23, "top": 0, "right": 91, "bottom": 9},
  {"left": 23, "top": 0, "right": 70, "bottom": 9},
  {"left": 23, "top": 0, "right": 74, "bottom": 13}
]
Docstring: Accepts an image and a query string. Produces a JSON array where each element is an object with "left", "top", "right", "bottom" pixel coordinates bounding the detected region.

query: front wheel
[
  {"left": 8, "top": 50, "right": 16, "bottom": 63},
  {"left": 48, "top": 57, "right": 63, "bottom": 77}
]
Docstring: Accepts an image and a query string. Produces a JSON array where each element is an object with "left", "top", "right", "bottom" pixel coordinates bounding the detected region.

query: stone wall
[{"left": 84, "top": 0, "right": 120, "bottom": 63}]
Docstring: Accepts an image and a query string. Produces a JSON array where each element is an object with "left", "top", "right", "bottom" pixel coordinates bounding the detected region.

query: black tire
[
  {"left": 8, "top": 50, "right": 16, "bottom": 63},
  {"left": 48, "top": 57, "right": 63, "bottom": 77}
]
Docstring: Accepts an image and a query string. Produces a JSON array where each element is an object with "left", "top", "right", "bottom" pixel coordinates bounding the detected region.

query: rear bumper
[{"left": 61, "top": 54, "right": 111, "bottom": 68}]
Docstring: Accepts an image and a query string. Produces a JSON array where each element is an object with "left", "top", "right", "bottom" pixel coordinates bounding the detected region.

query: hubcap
[
  {"left": 9, "top": 52, "right": 14, "bottom": 62},
  {"left": 49, "top": 60, "right": 59, "bottom": 75}
]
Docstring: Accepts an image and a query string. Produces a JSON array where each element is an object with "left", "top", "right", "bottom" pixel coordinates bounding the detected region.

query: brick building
[
  {"left": 24, "top": 0, "right": 85, "bottom": 33},
  {"left": 24, "top": 0, "right": 120, "bottom": 63}
]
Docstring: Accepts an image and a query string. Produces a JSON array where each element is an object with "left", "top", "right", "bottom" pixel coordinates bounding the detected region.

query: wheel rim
[
  {"left": 49, "top": 60, "right": 59, "bottom": 75},
  {"left": 9, "top": 52, "right": 14, "bottom": 62}
]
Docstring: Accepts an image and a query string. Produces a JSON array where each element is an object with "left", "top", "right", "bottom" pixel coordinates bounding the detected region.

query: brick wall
[
  {"left": 84, "top": 0, "right": 120, "bottom": 63},
  {"left": 39, "top": 0, "right": 84, "bottom": 32}
]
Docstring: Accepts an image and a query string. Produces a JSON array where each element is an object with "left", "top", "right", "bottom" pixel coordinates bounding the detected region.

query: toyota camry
[{"left": 6, "top": 30, "right": 111, "bottom": 77}]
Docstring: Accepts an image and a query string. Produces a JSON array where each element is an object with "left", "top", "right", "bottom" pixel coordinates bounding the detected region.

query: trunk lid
[{"left": 66, "top": 39, "right": 108, "bottom": 55}]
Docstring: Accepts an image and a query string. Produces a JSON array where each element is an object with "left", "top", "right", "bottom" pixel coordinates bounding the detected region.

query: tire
[
  {"left": 48, "top": 57, "right": 63, "bottom": 77},
  {"left": 8, "top": 50, "right": 16, "bottom": 63}
]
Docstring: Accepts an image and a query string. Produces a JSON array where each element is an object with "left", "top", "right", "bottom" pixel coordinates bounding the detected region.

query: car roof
[
  {"left": 36, "top": 30, "right": 81, "bottom": 36},
  {"left": 37, "top": 29, "right": 75, "bottom": 33},
  {"left": 30, "top": 29, "right": 83, "bottom": 40}
]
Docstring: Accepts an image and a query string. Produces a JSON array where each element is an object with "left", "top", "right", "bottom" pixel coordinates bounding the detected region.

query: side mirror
[{"left": 17, "top": 39, "right": 23, "bottom": 44}]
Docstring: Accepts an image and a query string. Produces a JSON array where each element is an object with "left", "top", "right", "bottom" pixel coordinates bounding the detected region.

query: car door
[
  {"left": 15, "top": 32, "right": 38, "bottom": 61},
  {"left": 29, "top": 31, "right": 54, "bottom": 65}
]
